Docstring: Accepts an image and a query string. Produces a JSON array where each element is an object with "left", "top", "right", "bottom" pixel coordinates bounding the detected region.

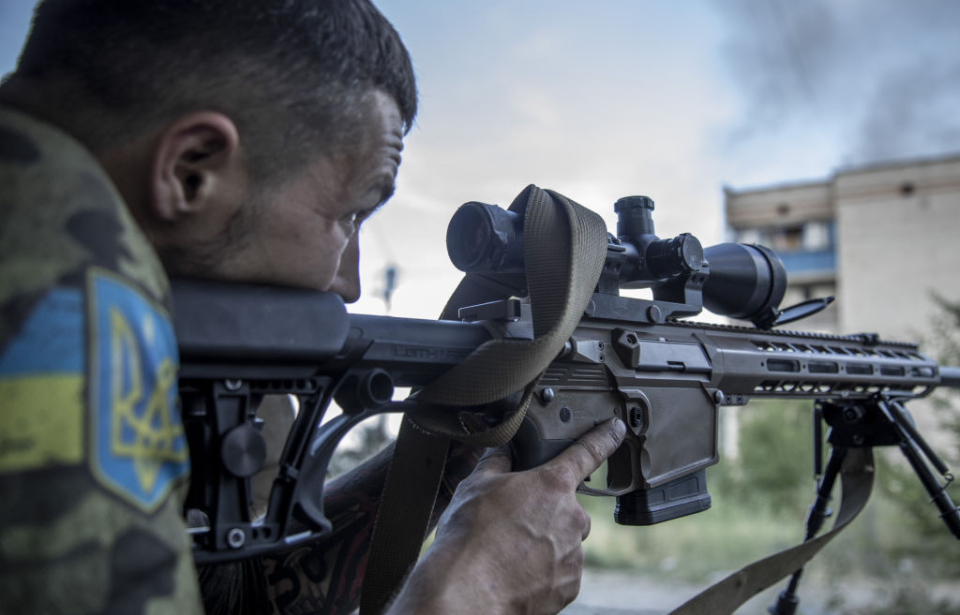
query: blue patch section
[
  {"left": 0, "top": 288, "right": 84, "bottom": 375},
  {"left": 90, "top": 271, "right": 189, "bottom": 511}
]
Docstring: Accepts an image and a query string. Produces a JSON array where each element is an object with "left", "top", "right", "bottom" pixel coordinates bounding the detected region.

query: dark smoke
[{"left": 718, "top": 0, "right": 960, "bottom": 165}]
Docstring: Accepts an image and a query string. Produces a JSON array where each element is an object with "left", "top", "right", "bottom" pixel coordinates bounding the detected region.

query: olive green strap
[
  {"left": 669, "top": 448, "right": 874, "bottom": 615},
  {"left": 412, "top": 185, "right": 608, "bottom": 445},
  {"left": 359, "top": 186, "right": 608, "bottom": 614},
  {"left": 358, "top": 417, "right": 451, "bottom": 615}
]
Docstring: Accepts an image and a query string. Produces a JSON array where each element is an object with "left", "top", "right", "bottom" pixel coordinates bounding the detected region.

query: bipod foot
[{"left": 768, "top": 590, "right": 799, "bottom": 615}]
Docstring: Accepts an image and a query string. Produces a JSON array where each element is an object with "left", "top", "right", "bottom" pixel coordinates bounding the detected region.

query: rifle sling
[
  {"left": 360, "top": 185, "right": 607, "bottom": 614},
  {"left": 668, "top": 447, "right": 874, "bottom": 615},
  {"left": 358, "top": 417, "right": 450, "bottom": 615}
]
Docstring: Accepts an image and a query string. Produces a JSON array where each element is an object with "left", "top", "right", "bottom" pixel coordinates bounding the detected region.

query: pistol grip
[{"left": 510, "top": 416, "right": 574, "bottom": 471}]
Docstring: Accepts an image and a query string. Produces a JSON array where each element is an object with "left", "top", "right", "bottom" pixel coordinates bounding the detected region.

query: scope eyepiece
[{"left": 446, "top": 202, "right": 525, "bottom": 274}]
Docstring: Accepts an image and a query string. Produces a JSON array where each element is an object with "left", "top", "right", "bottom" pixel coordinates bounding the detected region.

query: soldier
[{"left": 0, "top": 1, "right": 625, "bottom": 614}]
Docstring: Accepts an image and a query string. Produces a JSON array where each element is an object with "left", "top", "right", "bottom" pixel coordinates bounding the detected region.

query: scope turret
[{"left": 614, "top": 195, "right": 656, "bottom": 238}]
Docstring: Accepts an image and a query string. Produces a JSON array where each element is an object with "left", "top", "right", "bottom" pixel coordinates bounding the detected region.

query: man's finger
[
  {"left": 543, "top": 418, "right": 626, "bottom": 488},
  {"left": 471, "top": 445, "right": 513, "bottom": 476}
]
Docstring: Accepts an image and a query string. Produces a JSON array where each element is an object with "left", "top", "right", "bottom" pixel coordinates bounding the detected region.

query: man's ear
[{"left": 150, "top": 112, "right": 244, "bottom": 222}]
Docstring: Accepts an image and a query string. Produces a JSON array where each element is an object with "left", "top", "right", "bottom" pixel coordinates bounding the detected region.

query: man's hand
[{"left": 387, "top": 418, "right": 627, "bottom": 615}]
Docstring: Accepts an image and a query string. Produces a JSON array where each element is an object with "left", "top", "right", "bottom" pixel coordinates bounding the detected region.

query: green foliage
[
  {"left": 927, "top": 293, "right": 960, "bottom": 450},
  {"left": 722, "top": 399, "right": 820, "bottom": 515},
  {"left": 873, "top": 293, "right": 960, "bottom": 573},
  {"left": 828, "top": 580, "right": 960, "bottom": 615},
  {"left": 579, "top": 400, "right": 825, "bottom": 580},
  {"left": 579, "top": 491, "right": 804, "bottom": 581}
]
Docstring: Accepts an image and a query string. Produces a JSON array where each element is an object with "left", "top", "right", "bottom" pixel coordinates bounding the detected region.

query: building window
[
  {"left": 771, "top": 226, "right": 804, "bottom": 252},
  {"left": 802, "top": 221, "right": 831, "bottom": 250},
  {"left": 736, "top": 221, "right": 834, "bottom": 253},
  {"left": 737, "top": 228, "right": 762, "bottom": 245}
]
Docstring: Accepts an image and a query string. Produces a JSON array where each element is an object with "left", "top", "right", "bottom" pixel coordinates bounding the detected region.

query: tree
[
  {"left": 875, "top": 293, "right": 960, "bottom": 572},
  {"left": 720, "top": 398, "right": 819, "bottom": 515}
]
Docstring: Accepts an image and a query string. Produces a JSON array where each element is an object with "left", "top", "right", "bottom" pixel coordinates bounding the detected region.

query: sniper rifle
[{"left": 174, "top": 187, "right": 959, "bottom": 613}]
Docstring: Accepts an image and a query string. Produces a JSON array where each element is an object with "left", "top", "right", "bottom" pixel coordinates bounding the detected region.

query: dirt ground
[{"left": 562, "top": 568, "right": 960, "bottom": 615}]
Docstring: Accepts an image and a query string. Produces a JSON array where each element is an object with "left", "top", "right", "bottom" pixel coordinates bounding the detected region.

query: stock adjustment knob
[{"left": 221, "top": 424, "right": 267, "bottom": 478}]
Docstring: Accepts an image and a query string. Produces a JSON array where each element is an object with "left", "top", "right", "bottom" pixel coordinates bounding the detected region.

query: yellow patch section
[
  {"left": 0, "top": 375, "right": 84, "bottom": 472},
  {"left": 108, "top": 307, "right": 185, "bottom": 494}
]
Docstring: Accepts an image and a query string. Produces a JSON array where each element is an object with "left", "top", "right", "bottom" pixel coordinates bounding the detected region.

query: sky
[{"left": 2, "top": 0, "right": 959, "bottom": 319}]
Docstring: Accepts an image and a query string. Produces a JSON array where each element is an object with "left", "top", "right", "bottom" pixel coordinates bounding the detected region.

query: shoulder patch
[{"left": 87, "top": 268, "right": 189, "bottom": 512}]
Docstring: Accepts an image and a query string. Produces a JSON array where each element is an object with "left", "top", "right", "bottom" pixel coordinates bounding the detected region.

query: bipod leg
[
  {"left": 768, "top": 446, "right": 848, "bottom": 615},
  {"left": 878, "top": 398, "right": 960, "bottom": 539}
]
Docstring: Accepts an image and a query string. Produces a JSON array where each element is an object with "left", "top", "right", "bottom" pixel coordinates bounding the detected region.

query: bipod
[
  {"left": 875, "top": 396, "right": 960, "bottom": 538},
  {"left": 769, "top": 396, "right": 960, "bottom": 615},
  {"left": 768, "top": 442, "right": 846, "bottom": 615}
]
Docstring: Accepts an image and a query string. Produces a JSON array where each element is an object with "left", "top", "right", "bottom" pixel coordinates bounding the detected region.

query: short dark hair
[{"left": 5, "top": 0, "right": 417, "bottom": 182}]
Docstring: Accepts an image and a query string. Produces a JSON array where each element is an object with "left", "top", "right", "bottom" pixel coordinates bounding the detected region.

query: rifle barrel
[{"left": 940, "top": 366, "right": 960, "bottom": 388}]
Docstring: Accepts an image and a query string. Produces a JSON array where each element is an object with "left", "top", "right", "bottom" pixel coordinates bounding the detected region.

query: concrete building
[
  {"left": 724, "top": 153, "right": 960, "bottom": 340},
  {"left": 721, "top": 153, "right": 960, "bottom": 457}
]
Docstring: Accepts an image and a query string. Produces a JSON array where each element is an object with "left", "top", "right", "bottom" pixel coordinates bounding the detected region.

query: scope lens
[
  {"left": 701, "top": 243, "right": 787, "bottom": 327},
  {"left": 446, "top": 204, "right": 493, "bottom": 272},
  {"left": 446, "top": 202, "right": 525, "bottom": 274}
]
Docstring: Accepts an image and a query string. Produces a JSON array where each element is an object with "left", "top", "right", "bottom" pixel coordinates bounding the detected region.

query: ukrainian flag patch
[
  {"left": 88, "top": 269, "right": 189, "bottom": 512},
  {"left": 0, "top": 288, "right": 85, "bottom": 472}
]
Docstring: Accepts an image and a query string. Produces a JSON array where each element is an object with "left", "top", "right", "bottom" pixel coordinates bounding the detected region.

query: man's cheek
[{"left": 326, "top": 232, "right": 361, "bottom": 301}]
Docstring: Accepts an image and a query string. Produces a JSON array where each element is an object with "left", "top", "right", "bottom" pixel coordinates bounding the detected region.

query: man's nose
[{"left": 329, "top": 233, "right": 361, "bottom": 303}]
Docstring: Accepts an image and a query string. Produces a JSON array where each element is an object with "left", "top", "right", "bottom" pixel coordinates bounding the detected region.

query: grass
[
  {"left": 579, "top": 468, "right": 958, "bottom": 586},
  {"left": 581, "top": 490, "right": 806, "bottom": 582}
]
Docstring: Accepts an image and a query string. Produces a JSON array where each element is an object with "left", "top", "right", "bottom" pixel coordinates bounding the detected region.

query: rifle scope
[{"left": 446, "top": 197, "right": 788, "bottom": 327}]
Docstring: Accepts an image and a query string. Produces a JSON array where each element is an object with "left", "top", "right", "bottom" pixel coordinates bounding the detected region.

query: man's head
[{"left": 1, "top": 0, "right": 416, "bottom": 299}]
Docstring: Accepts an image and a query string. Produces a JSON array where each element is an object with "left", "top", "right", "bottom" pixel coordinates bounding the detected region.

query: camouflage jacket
[{"left": 0, "top": 105, "right": 204, "bottom": 615}]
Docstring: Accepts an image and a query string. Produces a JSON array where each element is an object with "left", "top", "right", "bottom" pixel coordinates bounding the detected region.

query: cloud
[{"left": 717, "top": 0, "right": 960, "bottom": 166}]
